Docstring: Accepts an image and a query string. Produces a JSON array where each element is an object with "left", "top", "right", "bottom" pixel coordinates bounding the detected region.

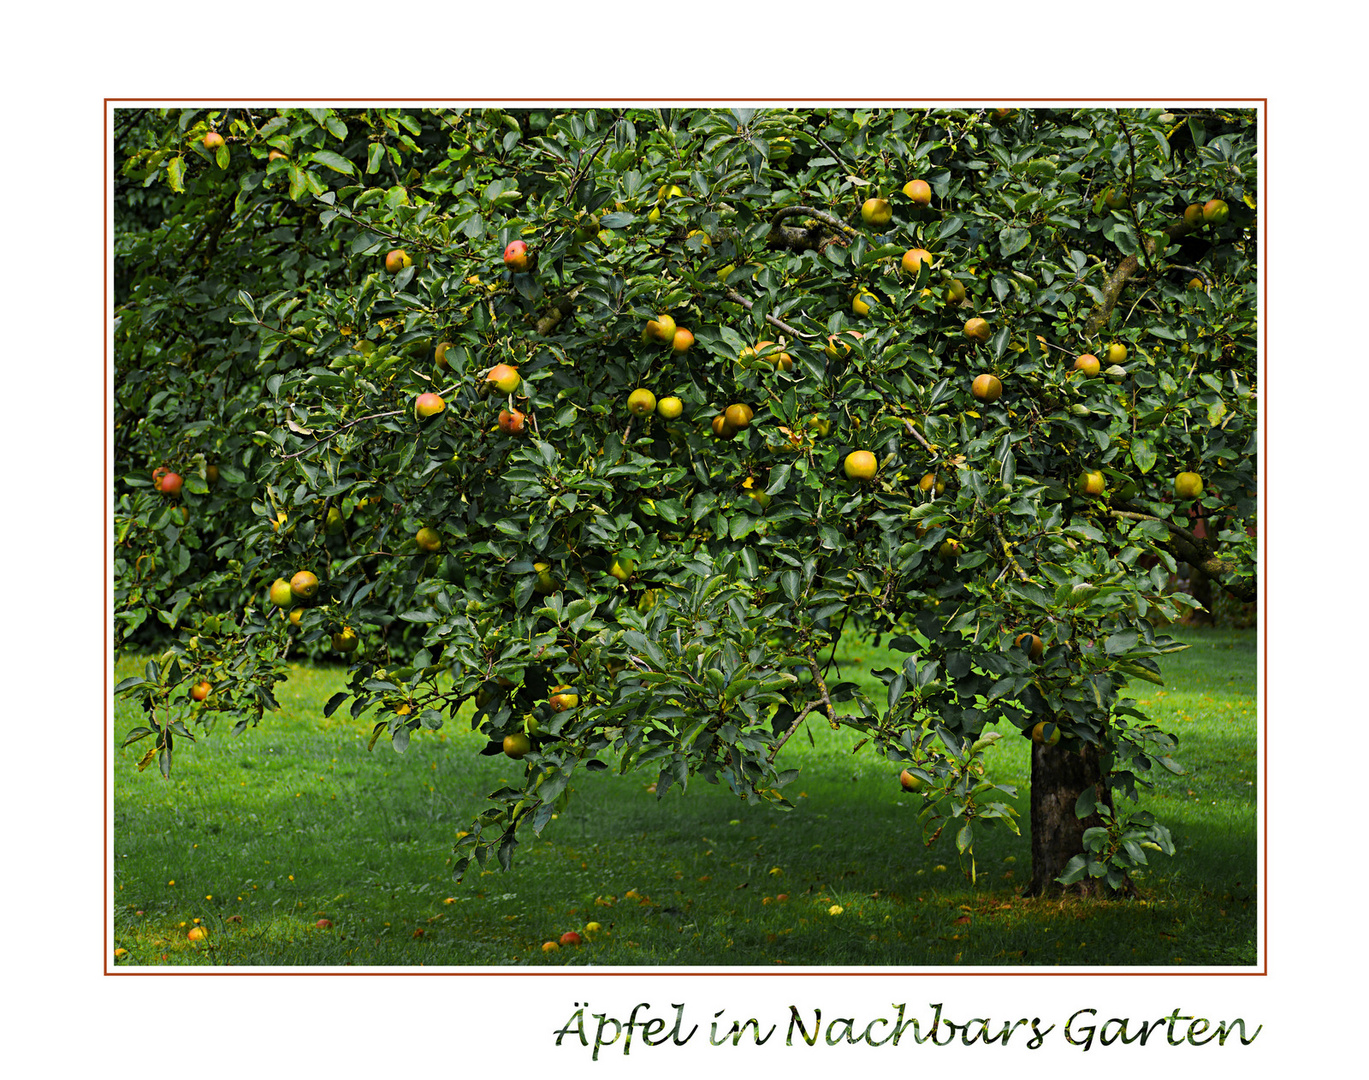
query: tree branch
[
  {"left": 1109, "top": 507, "right": 1255, "bottom": 602},
  {"left": 724, "top": 289, "right": 817, "bottom": 341},
  {"left": 1083, "top": 216, "right": 1201, "bottom": 338}
]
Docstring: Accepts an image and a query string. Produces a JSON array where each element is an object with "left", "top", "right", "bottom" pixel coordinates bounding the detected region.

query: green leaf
[
  {"left": 310, "top": 150, "right": 356, "bottom": 175},
  {"left": 1130, "top": 437, "right": 1157, "bottom": 474},
  {"left": 999, "top": 227, "right": 1030, "bottom": 257},
  {"left": 165, "top": 156, "right": 186, "bottom": 192},
  {"left": 1104, "top": 629, "right": 1139, "bottom": 655}
]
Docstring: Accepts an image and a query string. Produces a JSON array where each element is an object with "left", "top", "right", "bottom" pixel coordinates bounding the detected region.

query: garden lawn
[{"left": 111, "top": 626, "right": 1257, "bottom": 967}]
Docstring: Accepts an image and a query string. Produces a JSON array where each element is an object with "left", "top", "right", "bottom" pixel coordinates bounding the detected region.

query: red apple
[{"left": 504, "top": 240, "right": 529, "bottom": 272}]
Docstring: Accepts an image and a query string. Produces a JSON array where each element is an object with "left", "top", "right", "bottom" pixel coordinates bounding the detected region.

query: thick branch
[
  {"left": 1110, "top": 507, "right": 1256, "bottom": 602},
  {"left": 766, "top": 204, "right": 857, "bottom": 253},
  {"left": 1084, "top": 216, "right": 1200, "bottom": 337}
]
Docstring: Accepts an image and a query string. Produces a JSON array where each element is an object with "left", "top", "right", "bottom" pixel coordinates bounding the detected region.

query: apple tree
[{"left": 114, "top": 105, "right": 1258, "bottom": 896}]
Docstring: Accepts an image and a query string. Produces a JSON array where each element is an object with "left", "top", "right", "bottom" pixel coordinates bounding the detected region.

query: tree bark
[{"left": 1024, "top": 739, "right": 1137, "bottom": 898}]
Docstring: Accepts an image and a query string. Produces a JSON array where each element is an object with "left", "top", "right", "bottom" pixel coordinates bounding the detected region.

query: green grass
[{"left": 111, "top": 627, "right": 1257, "bottom": 968}]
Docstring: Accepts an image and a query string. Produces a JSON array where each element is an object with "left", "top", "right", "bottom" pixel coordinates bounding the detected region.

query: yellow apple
[
  {"left": 645, "top": 314, "right": 677, "bottom": 343},
  {"left": 1174, "top": 472, "right": 1204, "bottom": 500},
  {"left": 627, "top": 388, "right": 657, "bottom": 416},
  {"left": 861, "top": 198, "right": 892, "bottom": 225},
  {"left": 486, "top": 364, "right": 521, "bottom": 394},
  {"left": 844, "top": 450, "right": 877, "bottom": 481},
  {"left": 902, "top": 179, "right": 931, "bottom": 205}
]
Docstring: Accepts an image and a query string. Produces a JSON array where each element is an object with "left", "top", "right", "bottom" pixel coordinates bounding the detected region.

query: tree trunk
[{"left": 1024, "top": 739, "right": 1136, "bottom": 898}]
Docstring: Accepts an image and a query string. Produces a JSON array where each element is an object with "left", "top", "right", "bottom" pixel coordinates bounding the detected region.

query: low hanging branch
[{"left": 1110, "top": 507, "right": 1256, "bottom": 602}]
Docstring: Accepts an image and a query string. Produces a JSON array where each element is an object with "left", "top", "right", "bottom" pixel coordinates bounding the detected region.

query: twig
[
  {"left": 724, "top": 289, "right": 817, "bottom": 341},
  {"left": 1115, "top": 113, "right": 1157, "bottom": 279},
  {"left": 280, "top": 407, "right": 408, "bottom": 458},
  {"left": 987, "top": 514, "right": 1032, "bottom": 583},
  {"left": 767, "top": 647, "right": 839, "bottom": 762},
  {"left": 901, "top": 418, "right": 934, "bottom": 454}
]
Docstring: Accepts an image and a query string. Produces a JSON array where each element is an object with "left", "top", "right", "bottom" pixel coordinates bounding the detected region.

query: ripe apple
[
  {"left": 434, "top": 341, "right": 453, "bottom": 370},
  {"left": 618, "top": 390, "right": 655, "bottom": 420},
  {"left": 503, "top": 239, "right": 529, "bottom": 272},
  {"left": 187, "top": 926, "right": 207, "bottom": 942},
  {"left": 972, "top": 373, "right": 1002, "bottom": 402},
  {"left": 414, "top": 392, "right": 446, "bottom": 420},
  {"left": 919, "top": 472, "right": 945, "bottom": 495},
  {"left": 332, "top": 627, "right": 359, "bottom": 653},
  {"left": 944, "top": 278, "right": 967, "bottom": 303},
  {"left": 503, "top": 732, "right": 532, "bottom": 759},
  {"left": 268, "top": 578, "right": 295, "bottom": 608},
  {"left": 1031, "top": 720, "right": 1061, "bottom": 745},
  {"left": 901, "top": 248, "right": 933, "bottom": 276},
  {"left": 1183, "top": 203, "right": 1205, "bottom": 227},
  {"left": 844, "top": 450, "right": 877, "bottom": 481},
  {"left": 549, "top": 685, "right": 579, "bottom": 712},
  {"left": 712, "top": 413, "right": 738, "bottom": 439},
  {"left": 938, "top": 538, "right": 963, "bottom": 559},
  {"left": 202, "top": 131, "right": 225, "bottom": 151},
  {"left": 824, "top": 330, "right": 863, "bottom": 360},
  {"left": 671, "top": 328, "right": 694, "bottom": 353},
  {"left": 656, "top": 396, "right": 683, "bottom": 420},
  {"left": 609, "top": 556, "right": 636, "bottom": 582},
  {"left": 899, "top": 769, "right": 925, "bottom": 792},
  {"left": 724, "top": 403, "right": 754, "bottom": 430},
  {"left": 903, "top": 179, "right": 932, "bottom": 205},
  {"left": 1077, "top": 469, "right": 1106, "bottom": 498},
  {"left": 384, "top": 249, "right": 412, "bottom": 274},
  {"left": 807, "top": 415, "right": 831, "bottom": 437},
  {"left": 1105, "top": 343, "right": 1127, "bottom": 364},
  {"left": 645, "top": 314, "right": 677, "bottom": 343},
  {"left": 1072, "top": 354, "right": 1101, "bottom": 377},
  {"left": 290, "top": 570, "right": 319, "bottom": 600},
  {"left": 963, "top": 317, "right": 990, "bottom": 342},
  {"left": 416, "top": 527, "right": 442, "bottom": 553},
  {"left": 190, "top": 681, "right": 212, "bottom": 702},
  {"left": 315, "top": 918, "right": 334, "bottom": 930},
  {"left": 748, "top": 340, "right": 793, "bottom": 370},
  {"left": 741, "top": 476, "right": 771, "bottom": 510},
  {"left": 541, "top": 941, "right": 560, "bottom": 953},
  {"left": 559, "top": 931, "right": 583, "bottom": 947},
  {"left": 1174, "top": 471, "right": 1204, "bottom": 499},
  {"left": 1188, "top": 277, "right": 1206, "bottom": 290},
  {"left": 1202, "top": 198, "right": 1229, "bottom": 224},
  {"left": 852, "top": 290, "right": 876, "bottom": 316},
  {"left": 1014, "top": 632, "right": 1044, "bottom": 661},
  {"left": 533, "top": 562, "right": 559, "bottom": 594},
  {"left": 159, "top": 471, "right": 184, "bottom": 497},
  {"left": 498, "top": 408, "right": 528, "bottom": 435},
  {"left": 860, "top": 197, "right": 892, "bottom": 225},
  {"left": 486, "top": 364, "right": 521, "bottom": 394}
]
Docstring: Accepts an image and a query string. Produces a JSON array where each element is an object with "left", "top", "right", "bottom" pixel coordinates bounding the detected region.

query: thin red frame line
[{"left": 106, "top": 98, "right": 1267, "bottom": 977}]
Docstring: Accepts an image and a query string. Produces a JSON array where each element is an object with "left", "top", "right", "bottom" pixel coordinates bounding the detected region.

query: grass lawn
[{"left": 110, "top": 626, "right": 1257, "bottom": 968}]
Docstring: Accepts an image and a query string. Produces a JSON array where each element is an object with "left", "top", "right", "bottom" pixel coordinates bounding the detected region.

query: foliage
[{"left": 113, "top": 105, "right": 1258, "bottom": 891}]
